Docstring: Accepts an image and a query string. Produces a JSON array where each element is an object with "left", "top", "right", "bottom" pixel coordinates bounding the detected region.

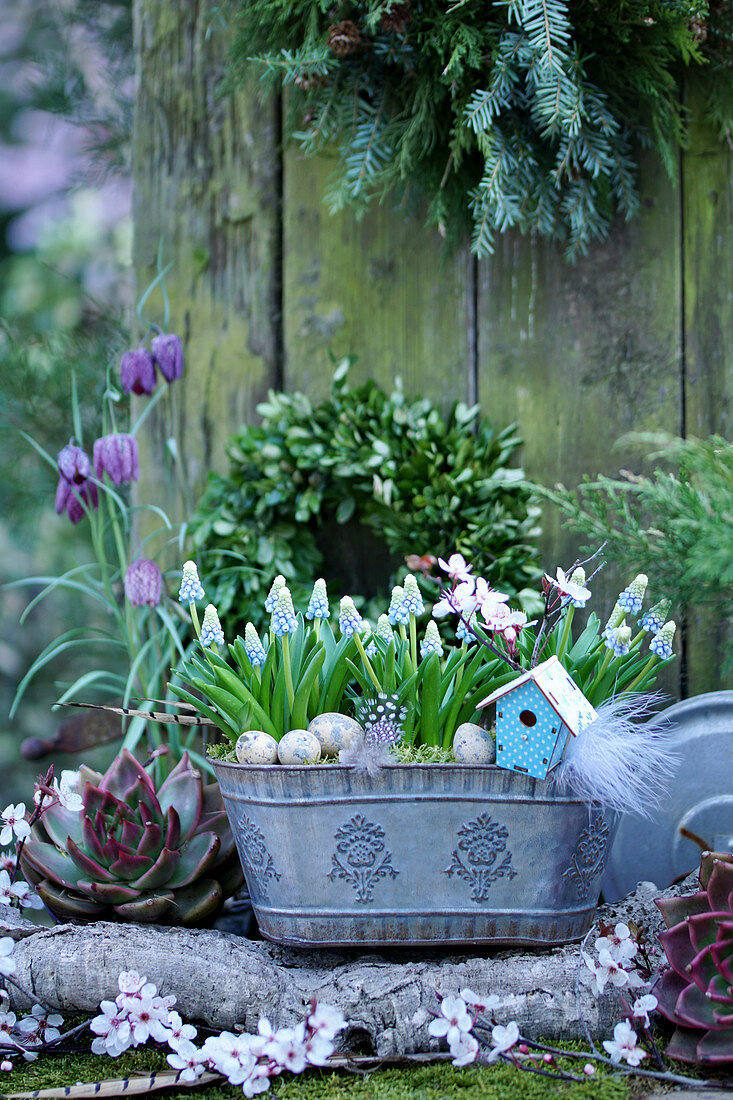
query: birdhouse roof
[{"left": 478, "top": 655, "right": 597, "bottom": 736}]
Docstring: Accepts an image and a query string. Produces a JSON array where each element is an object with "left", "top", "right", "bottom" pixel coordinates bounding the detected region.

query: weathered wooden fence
[{"left": 132, "top": 2, "right": 732, "bottom": 695}]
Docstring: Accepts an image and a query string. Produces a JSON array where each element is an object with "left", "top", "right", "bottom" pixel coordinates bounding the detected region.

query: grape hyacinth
[
  {"left": 387, "top": 585, "right": 410, "bottom": 626},
  {"left": 244, "top": 623, "right": 267, "bottom": 667},
  {"left": 124, "top": 559, "right": 162, "bottom": 608},
  {"left": 200, "top": 604, "right": 225, "bottom": 648},
  {"left": 271, "top": 586, "right": 297, "bottom": 637},
  {"left": 603, "top": 602, "right": 625, "bottom": 639},
  {"left": 420, "top": 620, "right": 444, "bottom": 657},
  {"left": 618, "top": 574, "right": 648, "bottom": 616},
  {"left": 456, "top": 612, "right": 477, "bottom": 643},
  {"left": 264, "top": 575, "right": 286, "bottom": 613},
  {"left": 650, "top": 620, "right": 676, "bottom": 660},
  {"left": 605, "top": 624, "right": 632, "bottom": 657},
  {"left": 178, "top": 561, "right": 205, "bottom": 604},
  {"left": 641, "top": 598, "right": 671, "bottom": 634},
  {"left": 338, "top": 596, "right": 364, "bottom": 639},
  {"left": 93, "top": 434, "right": 139, "bottom": 487},
  {"left": 401, "top": 573, "right": 425, "bottom": 616},
  {"left": 376, "top": 614, "right": 395, "bottom": 644},
  {"left": 306, "top": 578, "right": 329, "bottom": 620}
]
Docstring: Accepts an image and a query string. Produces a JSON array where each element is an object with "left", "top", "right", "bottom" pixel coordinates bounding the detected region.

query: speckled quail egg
[
  {"left": 307, "top": 713, "right": 363, "bottom": 757},
  {"left": 277, "top": 728, "right": 322, "bottom": 765},
  {"left": 452, "top": 722, "right": 496, "bottom": 765},
  {"left": 235, "top": 730, "right": 279, "bottom": 765}
]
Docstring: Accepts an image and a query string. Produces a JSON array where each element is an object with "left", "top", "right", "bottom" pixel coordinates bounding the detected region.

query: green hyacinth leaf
[
  {"left": 168, "top": 879, "right": 223, "bottom": 925},
  {"left": 114, "top": 891, "right": 175, "bottom": 922}
]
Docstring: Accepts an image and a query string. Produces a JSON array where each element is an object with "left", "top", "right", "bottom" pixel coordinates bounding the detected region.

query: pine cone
[
  {"left": 294, "top": 72, "right": 328, "bottom": 91},
  {"left": 380, "top": 1, "right": 412, "bottom": 33},
  {"left": 327, "top": 20, "right": 362, "bottom": 57}
]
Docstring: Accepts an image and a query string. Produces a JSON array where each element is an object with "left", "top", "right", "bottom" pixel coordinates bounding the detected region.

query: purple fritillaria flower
[
  {"left": 124, "top": 559, "right": 163, "bottom": 607},
  {"left": 120, "top": 348, "right": 156, "bottom": 395},
  {"left": 93, "top": 434, "right": 139, "bottom": 487},
  {"left": 55, "top": 444, "right": 98, "bottom": 524},
  {"left": 150, "top": 334, "right": 183, "bottom": 383}
]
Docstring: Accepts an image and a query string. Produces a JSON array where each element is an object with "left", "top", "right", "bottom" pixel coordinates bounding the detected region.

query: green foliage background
[
  {"left": 192, "top": 362, "right": 542, "bottom": 634},
  {"left": 229, "top": 0, "right": 733, "bottom": 259}
]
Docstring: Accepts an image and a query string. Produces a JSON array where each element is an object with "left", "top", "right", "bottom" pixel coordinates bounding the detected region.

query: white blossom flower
[
  {"left": 602, "top": 1019, "right": 647, "bottom": 1066},
  {"left": 0, "top": 939, "right": 15, "bottom": 978},
  {"left": 307, "top": 1003, "right": 347, "bottom": 1041},
  {"left": 428, "top": 996, "right": 473, "bottom": 1046},
  {"left": 632, "top": 994, "right": 658, "bottom": 1028},
  {"left": 90, "top": 1001, "right": 133, "bottom": 1057},
  {"left": 432, "top": 580, "right": 476, "bottom": 619},
  {"left": 304, "top": 1032, "right": 335, "bottom": 1066},
  {"left": 487, "top": 1021, "right": 520, "bottom": 1062},
  {"left": 56, "top": 772, "right": 84, "bottom": 813},
  {"left": 449, "top": 1031, "right": 480, "bottom": 1067},
  {"left": 0, "top": 852, "right": 15, "bottom": 876},
  {"left": 125, "top": 993, "right": 173, "bottom": 1045},
  {"left": 16, "top": 1004, "right": 63, "bottom": 1043},
  {"left": 9, "top": 880, "right": 44, "bottom": 911},
  {"left": 545, "top": 567, "right": 591, "bottom": 606},
  {"left": 167, "top": 1038, "right": 206, "bottom": 1082},
  {"left": 0, "top": 1058, "right": 11, "bottom": 1071},
  {"left": 0, "top": 1012, "right": 16, "bottom": 1047},
  {"left": 0, "top": 872, "right": 18, "bottom": 907},
  {"left": 165, "top": 1010, "right": 197, "bottom": 1050},
  {"left": 459, "top": 989, "right": 502, "bottom": 1016},
  {"left": 438, "top": 554, "right": 474, "bottom": 583},
  {"left": 269, "top": 1023, "right": 308, "bottom": 1073},
  {"left": 595, "top": 923, "right": 637, "bottom": 965},
  {"left": 0, "top": 806, "right": 30, "bottom": 847}
]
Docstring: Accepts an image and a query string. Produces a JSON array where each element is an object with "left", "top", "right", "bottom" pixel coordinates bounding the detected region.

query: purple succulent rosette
[
  {"left": 654, "top": 852, "right": 733, "bottom": 1064},
  {"left": 20, "top": 749, "right": 243, "bottom": 925}
]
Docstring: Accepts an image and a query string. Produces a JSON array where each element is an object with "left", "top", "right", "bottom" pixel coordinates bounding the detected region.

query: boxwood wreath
[
  {"left": 191, "top": 361, "right": 542, "bottom": 634},
  {"left": 228, "top": 0, "right": 733, "bottom": 260}
]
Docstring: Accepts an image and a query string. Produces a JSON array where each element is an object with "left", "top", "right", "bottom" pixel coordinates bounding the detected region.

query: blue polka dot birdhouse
[{"left": 478, "top": 655, "right": 597, "bottom": 780}]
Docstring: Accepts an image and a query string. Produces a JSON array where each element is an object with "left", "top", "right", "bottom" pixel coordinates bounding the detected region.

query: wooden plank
[
  {"left": 282, "top": 150, "right": 473, "bottom": 406},
  {"left": 682, "top": 106, "right": 733, "bottom": 694},
  {"left": 476, "top": 154, "right": 684, "bottom": 695},
  {"left": 132, "top": 1, "right": 280, "bottom": 528}
]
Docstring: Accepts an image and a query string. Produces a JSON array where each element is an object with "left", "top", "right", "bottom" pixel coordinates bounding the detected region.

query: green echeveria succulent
[
  {"left": 21, "top": 750, "right": 243, "bottom": 925},
  {"left": 655, "top": 852, "right": 733, "bottom": 1064}
]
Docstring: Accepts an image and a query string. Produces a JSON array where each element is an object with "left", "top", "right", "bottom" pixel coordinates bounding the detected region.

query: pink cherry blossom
[{"left": 602, "top": 1020, "right": 647, "bottom": 1066}]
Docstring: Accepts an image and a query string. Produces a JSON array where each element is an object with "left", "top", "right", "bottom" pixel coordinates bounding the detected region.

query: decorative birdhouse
[{"left": 478, "top": 655, "right": 597, "bottom": 780}]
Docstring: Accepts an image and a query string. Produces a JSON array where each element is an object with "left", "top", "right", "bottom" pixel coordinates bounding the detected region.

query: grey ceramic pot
[{"left": 211, "top": 760, "right": 618, "bottom": 948}]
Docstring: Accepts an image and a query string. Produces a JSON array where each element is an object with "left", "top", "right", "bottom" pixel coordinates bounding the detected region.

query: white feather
[
  {"left": 338, "top": 735, "right": 392, "bottom": 776},
  {"left": 552, "top": 692, "right": 678, "bottom": 816}
]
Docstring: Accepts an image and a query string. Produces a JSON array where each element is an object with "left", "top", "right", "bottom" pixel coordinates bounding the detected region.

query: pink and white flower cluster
[
  {"left": 433, "top": 555, "right": 531, "bottom": 652},
  {"left": 428, "top": 989, "right": 515, "bottom": 1067},
  {"left": 580, "top": 922, "right": 646, "bottom": 997},
  {"left": 0, "top": 802, "right": 43, "bottom": 912},
  {"left": 90, "top": 971, "right": 348, "bottom": 1096},
  {"left": 0, "top": 941, "right": 64, "bottom": 1071}
]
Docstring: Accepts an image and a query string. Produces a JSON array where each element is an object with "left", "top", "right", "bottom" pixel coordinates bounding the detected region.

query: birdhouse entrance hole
[{"left": 519, "top": 710, "right": 537, "bottom": 727}]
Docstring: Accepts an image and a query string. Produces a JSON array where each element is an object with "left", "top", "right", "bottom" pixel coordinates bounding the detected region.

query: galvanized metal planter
[{"left": 211, "top": 761, "right": 618, "bottom": 948}]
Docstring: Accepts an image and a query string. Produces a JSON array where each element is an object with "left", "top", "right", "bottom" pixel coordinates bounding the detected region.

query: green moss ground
[{"left": 0, "top": 1042, "right": 634, "bottom": 1100}]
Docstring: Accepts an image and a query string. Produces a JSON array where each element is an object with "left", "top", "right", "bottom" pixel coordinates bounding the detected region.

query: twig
[{"left": 1, "top": 974, "right": 54, "bottom": 1016}]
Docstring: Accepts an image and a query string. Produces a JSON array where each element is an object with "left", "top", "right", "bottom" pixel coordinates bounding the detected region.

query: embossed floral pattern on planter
[
  {"left": 444, "top": 813, "right": 518, "bottom": 902},
  {"left": 562, "top": 814, "right": 610, "bottom": 901},
  {"left": 235, "top": 814, "right": 281, "bottom": 903},
  {"left": 328, "top": 815, "right": 399, "bottom": 903}
]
